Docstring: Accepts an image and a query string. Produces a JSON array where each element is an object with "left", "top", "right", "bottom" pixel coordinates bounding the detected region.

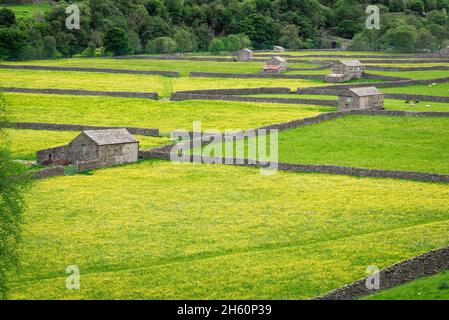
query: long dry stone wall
[
  {"left": 315, "top": 245, "right": 449, "bottom": 300},
  {"left": 189, "top": 72, "right": 324, "bottom": 80},
  {"left": 1, "top": 87, "right": 159, "bottom": 99},
  {"left": 0, "top": 64, "right": 180, "bottom": 77},
  {"left": 9, "top": 122, "right": 160, "bottom": 136},
  {"left": 171, "top": 93, "right": 337, "bottom": 107},
  {"left": 173, "top": 87, "right": 292, "bottom": 95}
]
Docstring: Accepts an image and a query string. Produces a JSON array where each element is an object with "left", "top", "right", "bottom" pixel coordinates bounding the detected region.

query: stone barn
[
  {"left": 273, "top": 46, "right": 285, "bottom": 53},
  {"left": 263, "top": 56, "right": 288, "bottom": 73},
  {"left": 439, "top": 46, "right": 449, "bottom": 55},
  {"left": 237, "top": 48, "right": 253, "bottom": 61},
  {"left": 325, "top": 60, "right": 365, "bottom": 83},
  {"left": 37, "top": 129, "right": 139, "bottom": 168},
  {"left": 338, "top": 87, "right": 384, "bottom": 111}
]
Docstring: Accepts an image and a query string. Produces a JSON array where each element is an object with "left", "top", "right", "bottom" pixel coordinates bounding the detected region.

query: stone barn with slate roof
[
  {"left": 325, "top": 60, "right": 365, "bottom": 83},
  {"left": 237, "top": 48, "right": 253, "bottom": 61},
  {"left": 338, "top": 87, "right": 384, "bottom": 111},
  {"left": 273, "top": 46, "right": 285, "bottom": 53},
  {"left": 263, "top": 56, "right": 288, "bottom": 73},
  {"left": 37, "top": 129, "right": 139, "bottom": 167}
]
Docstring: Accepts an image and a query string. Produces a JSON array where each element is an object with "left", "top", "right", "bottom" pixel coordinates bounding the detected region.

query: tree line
[{"left": 0, "top": 0, "right": 448, "bottom": 60}]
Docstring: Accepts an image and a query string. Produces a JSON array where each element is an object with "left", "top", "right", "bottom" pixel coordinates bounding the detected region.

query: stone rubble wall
[
  {"left": 8, "top": 122, "right": 160, "bottom": 137},
  {"left": 0, "top": 64, "right": 180, "bottom": 77},
  {"left": 33, "top": 166, "right": 65, "bottom": 179},
  {"left": 1, "top": 87, "right": 159, "bottom": 100},
  {"left": 315, "top": 245, "right": 449, "bottom": 300}
]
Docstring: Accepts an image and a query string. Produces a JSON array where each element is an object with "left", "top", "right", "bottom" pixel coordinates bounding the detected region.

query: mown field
[
  {"left": 198, "top": 115, "right": 449, "bottom": 174},
  {"left": 5, "top": 129, "right": 171, "bottom": 160},
  {"left": 8, "top": 161, "right": 449, "bottom": 299},
  {"left": 4, "top": 93, "right": 328, "bottom": 134},
  {"left": 364, "top": 270, "right": 449, "bottom": 300},
  {"left": 383, "top": 83, "right": 449, "bottom": 97}
]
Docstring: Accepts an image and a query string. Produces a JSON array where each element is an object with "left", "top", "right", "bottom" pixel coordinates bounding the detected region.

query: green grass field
[
  {"left": 1, "top": 2, "right": 52, "bottom": 18},
  {"left": 245, "top": 94, "right": 449, "bottom": 112},
  {"left": 8, "top": 160, "right": 449, "bottom": 299},
  {"left": 383, "top": 82, "right": 449, "bottom": 97},
  {"left": 0, "top": 69, "right": 324, "bottom": 97},
  {"left": 366, "top": 70, "right": 449, "bottom": 80},
  {"left": 364, "top": 270, "right": 449, "bottom": 300},
  {"left": 5, "top": 129, "right": 171, "bottom": 160},
  {"left": 201, "top": 115, "right": 449, "bottom": 174},
  {"left": 3, "top": 58, "right": 319, "bottom": 76},
  {"left": 4, "top": 93, "right": 328, "bottom": 134}
]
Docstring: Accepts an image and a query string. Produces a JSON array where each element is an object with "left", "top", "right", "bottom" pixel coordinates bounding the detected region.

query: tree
[
  {"left": 208, "top": 38, "right": 224, "bottom": 54},
  {"left": 42, "top": 36, "right": 58, "bottom": 59},
  {"left": 0, "top": 95, "right": 30, "bottom": 299},
  {"left": 127, "top": 30, "right": 143, "bottom": 54},
  {"left": 103, "top": 27, "right": 131, "bottom": 56},
  {"left": 81, "top": 41, "right": 97, "bottom": 57},
  {"left": 415, "top": 29, "right": 438, "bottom": 51},
  {"left": 0, "top": 8, "right": 15, "bottom": 28},
  {"left": 154, "top": 37, "right": 177, "bottom": 53},
  {"left": 279, "top": 24, "right": 302, "bottom": 49},
  {"left": 174, "top": 29, "right": 197, "bottom": 53},
  {"left": 223, "top": 34, "right": 240, "bottom": 52},
  {"left": 382, "top": 25, "right": 418, "bottom": 52},
  {"left": 408, "top": 0, "right": 425, "bottom": 13},
  {"left": 336, "top": 20, "right": 362, "bottom": 39},
  {"left": 389, "top": 0, "right": 405, "bottom": 12},
  {"left": 0, "top": 28, "right": 27, "bottom": 60}
]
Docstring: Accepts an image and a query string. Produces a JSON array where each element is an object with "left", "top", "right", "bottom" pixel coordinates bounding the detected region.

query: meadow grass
[
  {"left": 363, "top": 270, "right": 449, "bottom": 300},
  {"left": 0, "top": 69, "right": 323, "bottom": 97},
  {"left": 366, "top": 70, "right": 449, "bottom": 80},
  {"left": 241, "top": 94, "right": 449, "bottom": 112},
  {"left": 4, "top": 93, "right": 327, "bottom": 134},
  {"left": 0, "top": 3, "right": 51, "bottom": 18},
  {"left": 383, "top": 82, "right": 449, "bottom": 97},
  {"left": 8, "top": 160, "right": 449, "bottom": 299},
  {"left": 4, "top": 129, "right": 171, "bottom": 160},
  {"left": 202, "top": 115, "right": 449, "bottom": 174}
]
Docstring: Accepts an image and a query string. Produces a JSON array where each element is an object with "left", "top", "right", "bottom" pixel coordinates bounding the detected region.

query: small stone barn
[
  {"left": 439, "top": 46, "right": 449, "bottom": 55},
  {"left": 273, "top": 46, "right": 285, "bottom": 53},
  {"left": 325, "top": 60, "right": 365, "bottom": 83},
  {"left": 338, "top": 87, "right": 384, "bottom": 111},
  {"left": 263, "top": 56, "right": 288, "bottom": 73},
  {"left": 37, "top": 129, "right": 139, "bottom": 167},
  {"left": 237, "top": 48, "right": 253, "bottom": 61}
]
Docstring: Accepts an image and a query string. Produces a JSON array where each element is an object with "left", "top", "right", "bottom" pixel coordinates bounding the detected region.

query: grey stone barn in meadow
[
  {"left": 37, "top": 129, "right": 139, "bottom": 167},
  {"left": 325, "top": 60, "right": 365, "bottom": 83},
  {"left": 273, "top": 46, "right": 285, "bottom": 53},
  {"left": 338, "top": 87, "right": 384, "bottom": 111},
  {"left": 237, "top": 48, "right": 253, "bottom": 61},
  {"left": 263, "top": 56, "right": 288, "bottom": 73}
]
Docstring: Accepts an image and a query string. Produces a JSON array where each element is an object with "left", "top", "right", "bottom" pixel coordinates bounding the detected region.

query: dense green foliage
[
  {"left": 0, "top": 95, "right": 30, "bottom": 299},
  {"left": 2, "top": 0, "right": 449, "bottom": 60}
]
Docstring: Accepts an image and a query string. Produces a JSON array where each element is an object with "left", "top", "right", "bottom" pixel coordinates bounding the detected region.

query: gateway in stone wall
[
  {"left": 338, "top": 87, "right": 384, "bottom": 111},
  {"left": 37, "top": 128, "right": 139, "bottom": 167}
]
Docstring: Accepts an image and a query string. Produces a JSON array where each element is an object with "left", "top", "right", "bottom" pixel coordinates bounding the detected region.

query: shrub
[
  {"left": 0, "top": 7, "right": 15, "bottom": 27},
  {"left": 208, "top": 38, "right": 224, "bottom": 54},
  {"left": 104, "top": 27, "right": 131, "bottom": 56}
]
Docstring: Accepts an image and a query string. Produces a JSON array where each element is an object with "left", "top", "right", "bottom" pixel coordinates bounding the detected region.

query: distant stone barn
[
  {"left": 263, "top": 56, "right": 288, "bottom": 73},
  {"left": 440, "top": 46, "right": 449, "bottom": 55},
  {"left": 37, "top": 129, "right": 139, "bottom": 167},
  {"left": 325, "top": 60, "right": 365, "bottom": 83},
  {"left": 237, "top": 48, "right": 253, "bottom": 61},
  {"left": 273, "top": 46, "right": 285, "bottom": 53},
  {"left": 338, "top": 87, "right": 384, "bottom": 111}
]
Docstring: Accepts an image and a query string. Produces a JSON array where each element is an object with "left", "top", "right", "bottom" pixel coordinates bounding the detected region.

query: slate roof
[
  {"left": 241, "top": 48, "right": 253, "bottom": 53},
  {"left": 347, "top": 87, "right": 383, "bottom": 97},
  {"left": 271, "top": 56, "right": 287, "bottom": 62},
  {"left": 83, "top": 129, "right": 138, "bottom": 146},
  {"left": 338, "top": 60, "right": 364, "bottom": 67}
]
